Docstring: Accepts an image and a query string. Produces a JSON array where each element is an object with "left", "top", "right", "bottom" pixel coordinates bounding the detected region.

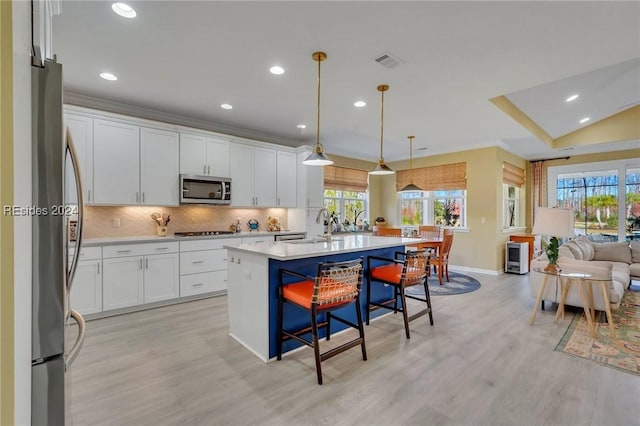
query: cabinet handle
[
  {"left": 203, "top": 165, "right": 207, "bottom": 175},
  {"left": 235, "top": 258, "right": 241, "bottom": 264},
  {"left": 117, "top": 250, "right": 132, "bottom": 254},
  {"left": 88, "top": 189, "right": 91, "bottom": 202},
  {"left": 136, "top": 192, "right": 139, "bottom": 203},
  {"left": 155, "top": 247, "right": 169, "bottom": 251},
  {"left": 223, "top": 258, "right": 228, "bottom": 261},
  {"left": 207, "top": 165, "right": 211, "bottom": 175},
  {"left": 97, "top": 262, "right": 100, "bottom": 275},
  {"left": 145, "top": 258, "right": 149, "bottom": 269},
  {"left": 142, "top": 192, "right": 145, "bottom": 203},
  {"left": 277, "top": 198, "right": 280, "bottom": 206},
  {"left": 229, "top": 257, "right": 234, "bottom": 263},
  {"left": 140, "top": 258, "right": 143, "bottom": 269},
  {"left": 192, "top": 260, "right": 204, "bottom": 264},
  {"left": 193, "top": 283, "right": 204, "bottom": 287}
]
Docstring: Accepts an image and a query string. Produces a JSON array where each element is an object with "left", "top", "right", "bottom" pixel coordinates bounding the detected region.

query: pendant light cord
[
  {"left": 316, "top": 55, "right": 321, "bottom": 148},
  {"left": 409, "top": 136, "right": 414, "bottom": 183},
  {"left": 379, "top": 89, "right": 385, "bottom": 162}
]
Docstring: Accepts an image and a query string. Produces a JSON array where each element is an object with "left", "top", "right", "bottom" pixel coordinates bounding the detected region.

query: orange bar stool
[
  {"left": 366, "top": 250, "right": 433, "bottom": 338},
  {"left": 277, "top": 258, "right": 366, "bottom": 385}
]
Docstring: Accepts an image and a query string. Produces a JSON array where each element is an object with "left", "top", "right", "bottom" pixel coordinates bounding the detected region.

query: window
[
  {"left": 502, "top": 162, "right": 525, "bottom": 230},
  {"left": 324, "top": 190, "right": 368, "bottom": 230},
  {"left": 503, "top": 184, "right": 520, "bottom": 228},
  {"left": 548, "top": 159, "right": 640, "bottom": 242},
  {"left": 398, "top": 190, "right": 467, "bottom": 227},
  {"left": 626, "top": 168, "right": 640, "bottom": 233}
]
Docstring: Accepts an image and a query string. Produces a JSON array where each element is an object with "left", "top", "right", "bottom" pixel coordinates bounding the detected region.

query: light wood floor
[{"left": 67, "top": 271, "right": 640, "bottom": 426}]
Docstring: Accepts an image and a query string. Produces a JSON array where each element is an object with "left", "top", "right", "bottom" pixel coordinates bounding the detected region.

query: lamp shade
[{"left": 532, "top": 207, "right": 574, "bottom": 238}]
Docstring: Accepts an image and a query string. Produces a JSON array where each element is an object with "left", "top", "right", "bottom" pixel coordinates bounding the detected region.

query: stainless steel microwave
[{"left": 180, "top": 174, "right": 231, "bottom": 205}]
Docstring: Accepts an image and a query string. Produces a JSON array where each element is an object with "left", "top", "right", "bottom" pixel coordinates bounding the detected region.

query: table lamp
[{"left": 531, "top": 207, "right": 574, "bottom": 273}]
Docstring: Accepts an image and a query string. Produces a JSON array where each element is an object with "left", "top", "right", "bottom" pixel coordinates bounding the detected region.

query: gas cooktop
[{"left": 174, "top": 230, "right": 236, "bottom": 237}]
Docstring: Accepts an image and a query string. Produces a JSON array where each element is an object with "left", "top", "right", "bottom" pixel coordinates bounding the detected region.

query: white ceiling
[{"left": 52, "top": 1, "right": 640, "bottom": 162}]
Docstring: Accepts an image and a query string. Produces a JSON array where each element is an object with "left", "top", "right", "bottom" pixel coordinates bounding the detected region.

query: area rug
[
  {"left": 404, "top": 271, "right": 481, "bottom": 296},
  {"left": 555, "top": 289, "right": 640, "bottom": 375}
]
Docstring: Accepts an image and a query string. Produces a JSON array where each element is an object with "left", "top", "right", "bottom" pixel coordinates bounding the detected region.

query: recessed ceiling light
[
  {"left": 354, "top": 101, "right": 366, "bottom": 108},
  {"left": 296, "top": 124, "right": 306, "bottom": 129},
  {"left": 579, "top": 117, "right": 590, "bottom": 124},
  {"left": 99, "top": 72, "right": 118, "bottom": 81},
  {"left": 565, "top": 94, "right": 579, "bottom": 102},
  {"left": 270, "top": 66, "right": 285, "bottom": 75},
  {"left": 220, "top": 104, "right": 233, "bottom": 110},
  {"left": 111, "top": 2, "right": 136, "bottom": 18}
]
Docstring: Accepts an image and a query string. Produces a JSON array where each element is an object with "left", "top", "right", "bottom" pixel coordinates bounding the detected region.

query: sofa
[{"left": 530, "top": 236, "right": 640, "bottom": 311}]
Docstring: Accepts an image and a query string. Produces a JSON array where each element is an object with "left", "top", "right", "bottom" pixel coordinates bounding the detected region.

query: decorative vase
[{"left": 157, "top": 226, "right": 168, "bottom": 237}]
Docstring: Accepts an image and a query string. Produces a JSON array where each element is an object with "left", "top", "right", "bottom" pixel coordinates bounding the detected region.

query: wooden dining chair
[
  {"left": 277, "top": 258, "right": 366, "bottom": 385},
  {"left": 376, "top": 227, "right": 402, "bottom": 237},
  {"left": 418, "top": 225, "right": 441, "bottom": 240},
  {"left": 431, "top": 229, "right": 454, "bottom": 285},
  {"left": 366, "top": 250, "right": 433, "bottom": 338}
]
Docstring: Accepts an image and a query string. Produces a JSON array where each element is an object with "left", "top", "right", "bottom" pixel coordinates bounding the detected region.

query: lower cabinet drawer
[{"left": 180, "top": 271, "right": 227, "bottom": 297}]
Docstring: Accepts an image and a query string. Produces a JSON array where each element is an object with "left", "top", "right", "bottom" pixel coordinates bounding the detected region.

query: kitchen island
[{"left": 224, "top": 234, "right": 426, "bottom": 361}]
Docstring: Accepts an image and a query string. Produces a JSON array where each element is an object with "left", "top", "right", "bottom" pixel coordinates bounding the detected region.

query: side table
[{"left": 529, "top": 267, "right": 615, "bottom": 338}]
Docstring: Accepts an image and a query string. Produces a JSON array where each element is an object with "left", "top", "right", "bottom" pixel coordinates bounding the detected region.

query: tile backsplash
[{"left": 83, "top": 206, "right": 289, "bottom": 238}]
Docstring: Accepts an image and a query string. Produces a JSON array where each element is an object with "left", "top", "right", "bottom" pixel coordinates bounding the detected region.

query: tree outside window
[
  {"left": 399, "top": 190, "right": 466, "bottom": 227},
  {"left": 323, "top": 190, "right": 368, "bottom": 231}
]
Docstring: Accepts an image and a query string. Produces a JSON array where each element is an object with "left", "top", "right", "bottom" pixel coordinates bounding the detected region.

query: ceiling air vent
[{"left": 373, "top": 52, "right": 403, "bottom": 69}]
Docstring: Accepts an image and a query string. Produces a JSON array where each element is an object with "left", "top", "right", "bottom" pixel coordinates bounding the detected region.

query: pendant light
[
  {"left": 302, "top": 51, "right": 334, "bottom": 166},
  {"left": 400, "top": 136, "right": 423, "bottom": 191},
  {"left": 369, "top": 84, "right": 394, "bottom": 175}
]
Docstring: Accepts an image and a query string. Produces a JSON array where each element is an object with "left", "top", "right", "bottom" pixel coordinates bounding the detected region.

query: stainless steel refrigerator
[{"left": 31, "top": 56, "right": 86, "bottom": 425}]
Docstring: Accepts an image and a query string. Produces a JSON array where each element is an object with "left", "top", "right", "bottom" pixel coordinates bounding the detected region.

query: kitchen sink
[{"left": 283, "top": 237, "right": 344, "bottom": 244}]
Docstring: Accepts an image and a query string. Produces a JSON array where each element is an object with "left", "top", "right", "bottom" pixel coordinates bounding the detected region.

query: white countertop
[
  {"left": 224, "top": 234, "right": 426, "bottom": 261},
  {"left": 79, "top": 230, "right": 306, "bottom": 247}
]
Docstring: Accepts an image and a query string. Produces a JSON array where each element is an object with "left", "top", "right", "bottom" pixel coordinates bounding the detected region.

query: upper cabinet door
[
  {"left": 64, "top": 114, "right": 94, "bottom": 205},
  {"left": 179, "top": 133, "right": 206, "bottom": 175},
  {"left": 140, "top": 127, "right": 179, "bottom": 206},
  {"left": 93, "top": 119, "right": 140, "bottom": 205},
  {"left": 229, "top": 144, "right": 254, "bottom": 207},
  {"left": 253, "top": 147, "right": 277, "bottom": 207},
  {"left": 205, "top": 137, "right": 230, "bottom": 178},
  {"left": 276, "top": 150, "right": 297, "bottom": 207}
]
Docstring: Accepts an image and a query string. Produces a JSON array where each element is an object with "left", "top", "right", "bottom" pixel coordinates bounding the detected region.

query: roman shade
[
  {"left": 324, "top": 166, "right": 369, "bottom": 192},
  {"left": 396, "top": 162, "right": 467, "bottom": 191},
  {"left": 503, "top": 162, "right": 525, "bottom": 187}
]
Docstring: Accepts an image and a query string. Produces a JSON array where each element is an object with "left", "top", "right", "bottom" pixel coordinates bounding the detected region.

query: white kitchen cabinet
[
  {"left": 102, "top": 242, "right": 179, "bottom": 310},
  {"left": 93, "top": 120, "right": 179, "bottom": 206},
  {"left": 69, "top": 246, "right": 102, "bottom": 315},
  {"left": 276, "top": 150, "right": 297, "bottom": 207},
  {"left": 180, "top": 133, "right": 230, "bottom": 177},
  {"left": 93, "top": 119, "right": 140, "bottom": 205},
  {"left": 287, "top": 149, "right": 325, "bottom": 237},
  {"left": 64, "top": 113, "right": 94, "bottom": 205},
  {"left": 140, "top": 127, "right": 180, "bottom": 206},
  {"left": 144, "top": 252, "right": 180, "bottom": 303},
  {"left": 179, "top": 238, "right": 234, "bottom": 296},
  {"left": 229, "top": 143, "right": 276, "bottom": 207},
  {"left": 102, "top": 256, "right": 144, "bottom": 310}
]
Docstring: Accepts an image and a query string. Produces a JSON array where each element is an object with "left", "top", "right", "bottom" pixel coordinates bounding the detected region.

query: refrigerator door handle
[
  {"left": 65, "top": 127, "right": 87, "bottom": 369},
  {"left": 65, "top": 308, "right": 86, "bottom": 369},
  {"left": 65, "top": 127, "right": 84, "bottom": 298}
]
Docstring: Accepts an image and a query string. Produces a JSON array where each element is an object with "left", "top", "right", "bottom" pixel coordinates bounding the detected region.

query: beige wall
[{"left": 1, "top": 1, "right": 15, "bottom": 423}]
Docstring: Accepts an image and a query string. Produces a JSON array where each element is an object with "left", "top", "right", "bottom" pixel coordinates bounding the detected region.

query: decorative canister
[{"left": 157, "top": 226, "right": 168, "bottom": 237}]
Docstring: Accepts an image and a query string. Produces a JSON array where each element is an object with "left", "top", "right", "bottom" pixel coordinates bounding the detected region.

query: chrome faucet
[{"left": 315, "top": 208, "right": 332, "bottom": 242}]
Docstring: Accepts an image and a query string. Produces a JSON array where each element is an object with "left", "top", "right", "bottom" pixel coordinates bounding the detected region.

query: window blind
[
  {"left": 324, "top": 166, "right": 369, "bottom": 192},
  {"left": 396, "top": 162, "right": 467, "bottom": 191},
  {"left": 503, "top": 162, "right": 525, "bottom": 187}
]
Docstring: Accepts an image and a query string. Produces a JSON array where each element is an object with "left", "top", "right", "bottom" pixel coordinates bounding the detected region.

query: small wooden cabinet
[{"left": 509, "top": 234, "right": 541, "bottom": 269}]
